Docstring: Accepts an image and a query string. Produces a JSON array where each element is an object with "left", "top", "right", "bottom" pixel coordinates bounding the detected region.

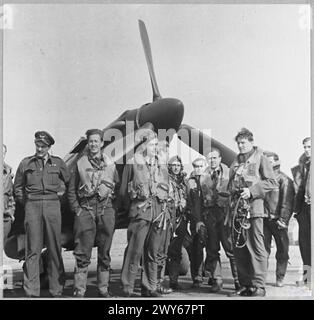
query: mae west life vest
[
  {"left": 229, "top": 147, "right": 264, "bottom": 191},
  {"left": 128, "top": 154, "right": 169, "bottom": 202},
  {"left": 77, "top": 154, "right": 116, "bottom": 200},
  {"left": 169, "top": 174, "right": 187, "bottom": 210}
]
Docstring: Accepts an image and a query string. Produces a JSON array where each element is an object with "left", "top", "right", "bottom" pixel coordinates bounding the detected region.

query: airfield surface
[{"left": 3, "top": 220, "right": 313, "bottom": 300}]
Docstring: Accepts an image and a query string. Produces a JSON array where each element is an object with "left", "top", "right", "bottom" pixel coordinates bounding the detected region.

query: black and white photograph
[{"left": 0, "top": 1, "right": 312, "bottom": 304}]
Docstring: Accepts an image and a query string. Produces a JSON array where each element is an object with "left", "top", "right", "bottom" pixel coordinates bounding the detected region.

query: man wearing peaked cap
[
  {"left": 14, "top": 130, "right": 69, "bottom": 298},
  {"left": 34, "top": 131, "right": 55, "bottom": 146}
]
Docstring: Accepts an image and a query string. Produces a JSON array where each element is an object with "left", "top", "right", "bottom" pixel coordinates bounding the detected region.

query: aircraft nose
[{"left": 139, "top": 98, "right": 184, "bottom": 132}]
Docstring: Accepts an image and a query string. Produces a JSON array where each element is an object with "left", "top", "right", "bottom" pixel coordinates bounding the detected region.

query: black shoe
[
  {"left": 73, "top": 291, "right": 85, "bottom": 298},
  {"left": 191, "top": 280, "right": 202, "bottom": 288},
  {"left": 209, "top": 280, "right": 223, "bottom": 293},
  {"left": 141, "top": 290, "right": 162, "bottom": 298},
  {"left": 26, "top": 294, "right": 40, "bottom": 298},
  {"left": 122, "top": 289, "right": 136, "bottom": 297},
  {"left": 208, "top": 277, "right": 214, "bottom": 286},
  {"left": 227, "top": 286, "right": 251, "bottom": 297},
  {"left": 170, "top": 282, "right": 182, "bottom": 291},
  {"left": 50, "top": 293, "right": 66, "bottom": 298},
  {"left": 296, "top": 279, "right": 307, "bottom": 287},
  {"left": 98, "top": 291, "right": 113, "bottom": 298},
  {"left": 157, "top": 285, "right": 173, "bottom": 295},
  {"left": 250, "top": 287, "right": 266, "bottom": 297}
]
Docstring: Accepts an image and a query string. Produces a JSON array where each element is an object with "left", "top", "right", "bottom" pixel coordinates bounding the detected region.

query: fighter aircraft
[{"left": 4, "top": 20, "right": 236, "bottom": 277}]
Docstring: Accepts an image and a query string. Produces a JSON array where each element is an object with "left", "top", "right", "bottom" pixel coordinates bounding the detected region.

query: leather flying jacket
[{"left": 265, "top": 166, "right": 295, "bottom": 225}]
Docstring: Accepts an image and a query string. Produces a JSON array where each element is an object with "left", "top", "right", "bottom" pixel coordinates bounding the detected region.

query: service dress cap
[{"left": 34, "top": 131, "right": 55, "bottom": 146}]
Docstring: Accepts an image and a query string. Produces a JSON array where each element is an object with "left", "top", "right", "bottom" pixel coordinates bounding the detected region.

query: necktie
[
  {"left": 37, "top": 157, "right": 45, "bottom": 168},
  {"left": 212, "top": 170, "right": 218, "bottom": 188}
]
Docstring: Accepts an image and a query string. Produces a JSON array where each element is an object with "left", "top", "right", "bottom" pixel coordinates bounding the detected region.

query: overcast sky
[{"left": 3, "top": 4, "right": 311, "bottom": 175}]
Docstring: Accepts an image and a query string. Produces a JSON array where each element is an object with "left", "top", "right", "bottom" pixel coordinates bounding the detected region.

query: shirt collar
[
  {"left": 33, "top": 153, "right": 51, "bottom": 163},
  {"left": 212, "top": 167, "right": 220, "bottom": 175}
]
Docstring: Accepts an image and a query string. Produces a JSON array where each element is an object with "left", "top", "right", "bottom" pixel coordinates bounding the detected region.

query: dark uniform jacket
[
  {"left": 204, "top": 163, "right": 230, "bottom": 209},
  {"left": 188, "top": 164, "right": 230, "bottom": 225},
  {"left": 186, "top": 171, "right": 204, "bottom": 224},
  {"left": 14, "top": 154, "right": 69, "bottom": 203},
  {"left": 265, "top": 166, "right": 295, "bottom": 225},
  {"left": 3, "top": 162, "right": 15, "bottom": 222},
  {"left": 228, "top": 147, "right": 278, "bottom": 218},
  {"left": 292, "top": 153, "right": 311, "bottom": 214}
]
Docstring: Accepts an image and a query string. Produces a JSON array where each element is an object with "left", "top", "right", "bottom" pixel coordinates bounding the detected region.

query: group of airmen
[{"left": 2, "top": 127, "right": 311, "bottom": 298}]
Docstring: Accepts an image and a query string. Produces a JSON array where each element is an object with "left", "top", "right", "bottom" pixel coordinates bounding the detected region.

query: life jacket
[
  {"left": 204, "top": 163, "right": 230, "bottom": 208},
  {"left": 128, "top": 153, "right": 169, "bottom": 201},
  {"left": 169, "top": 173, "right": 188, "bottom": 210},
  {"left": 77, "top": 153, "right": 116, "bottom": 200},
  {"left": 229, "top": 147, "right": 263, "bottom": 191}
]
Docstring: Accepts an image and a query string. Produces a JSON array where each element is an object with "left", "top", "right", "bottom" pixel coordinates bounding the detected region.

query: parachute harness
[{"left": 231, "top": 196, "right": 251, "bottom": 249}]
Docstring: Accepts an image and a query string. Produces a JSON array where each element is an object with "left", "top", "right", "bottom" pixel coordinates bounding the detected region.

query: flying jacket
[
  {"left": 3, "top": 162, "right": 15, "bottom": 221},
  {"left": 228, "top": 147, "right": 278, "bottom": 218},
  {"left": 169, "top": 171, "right": 187, "bottom": 206},
  {"left": 68, "top": 153, "right": 119, "bottom": 214},
  {"left": 204, "top": 163, "right": 230, "bottom": 208},
  {"left": 77, "top": 154, "right": 117, "bottom": 200},
  {"left": 292, "top": 153, "right": 311, "bottom": 213},
  {"left": 265, "top": 166, "right": 295, "bottom": 224},
  {"left": 128, "top": 154, "right": 169, "bottom": 202},
  {"left": 119, "top": 153, "right": 170, "bottom": 222}
]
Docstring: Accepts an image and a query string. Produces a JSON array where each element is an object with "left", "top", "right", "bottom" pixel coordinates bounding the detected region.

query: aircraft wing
[{"left": 177, "top": 124, "right": 237, "bottom": 167}]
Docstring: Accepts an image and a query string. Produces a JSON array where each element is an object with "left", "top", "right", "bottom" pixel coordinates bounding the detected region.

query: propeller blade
[
  {"left": 138, "top": 20, "right": 162, "bottom": 101},
  {"left": 177, "top": 124, "right": 237, "bottom": 167},
  {"left": 103, "top": 120, "right": 126, "bottom": 131}
]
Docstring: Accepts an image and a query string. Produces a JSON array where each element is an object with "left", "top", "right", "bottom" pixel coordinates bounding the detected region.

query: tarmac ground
[{"left": 2, "top": 224, "right": 313, "bottom": 300}]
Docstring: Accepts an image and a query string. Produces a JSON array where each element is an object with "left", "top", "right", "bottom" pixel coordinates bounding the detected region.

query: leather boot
[
  {"left": 168, "top": 260, "right": 181, "bottom": 291},
  {"left": 97, "top": 267, "right": 112, "bottom": 298},
  {"left": 73, "top": 267, "right": 88, "bottom": 298},
  {"left": 227, "top": 286, "right": 251, "bottom": 297},
  {"left": 229, "top": 256, "right": 240, "bottom": 290},
  {"left": 276, "top": 260, "right": 288, "bottom": 284},
  {"left": 39, "top": 250, "right": 49, "bottom": 289},
  {"left": 296, "top": 265, "right": 311, "bottom": 287},
  {"left": 156, "top": 266, "right": 173, "bottom": 295},
  {"left": 209, "top": 279, "right": 223, "bottom": 293}
]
